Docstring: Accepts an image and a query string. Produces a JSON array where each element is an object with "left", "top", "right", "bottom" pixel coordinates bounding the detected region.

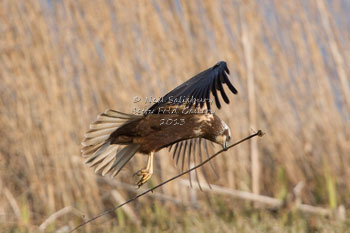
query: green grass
[{"left": 1, "top": 202, "right": 349, "bottom": 233}]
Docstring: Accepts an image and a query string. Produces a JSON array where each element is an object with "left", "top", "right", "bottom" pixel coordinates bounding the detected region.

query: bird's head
[
  {"left": 214, "top": 120, "right": 231, "bottom": 149},
  {"left": 199, "top": 114, "right": 231, "bottom": 149}
]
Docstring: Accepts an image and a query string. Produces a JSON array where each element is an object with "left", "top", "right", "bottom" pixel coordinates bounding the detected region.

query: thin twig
[
  {"left": 110, "top": 190, "right": 141, "bottom": 225},
  {"left": 69, "top": 130, "right": 264, "bottom": 232},
  {"left": 98, "top": 177, "right": 199, "bottom": 208}
]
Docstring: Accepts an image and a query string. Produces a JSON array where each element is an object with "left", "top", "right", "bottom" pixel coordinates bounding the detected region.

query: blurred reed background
[{"left": 0, "top": 0, "right": 349, "bottom": 232}]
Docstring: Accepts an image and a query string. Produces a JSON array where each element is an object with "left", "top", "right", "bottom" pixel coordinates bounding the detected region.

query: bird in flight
[{"left": 81, "top": 61, "right": 238, "bottom": 187}]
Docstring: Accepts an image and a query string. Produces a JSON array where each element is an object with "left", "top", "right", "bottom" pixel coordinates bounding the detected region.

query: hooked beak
[{"left": 223, "top": 141, "right": 228, "bottom": 149}]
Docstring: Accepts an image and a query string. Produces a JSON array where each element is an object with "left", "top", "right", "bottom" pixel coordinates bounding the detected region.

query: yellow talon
[{"left": 135, "top": 152, "right": 154, "bottom": 188}]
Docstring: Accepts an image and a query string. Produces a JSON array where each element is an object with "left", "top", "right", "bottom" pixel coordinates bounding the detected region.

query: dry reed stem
[{"left": 180, "top": 179, "right": 343, "bottom": 218}]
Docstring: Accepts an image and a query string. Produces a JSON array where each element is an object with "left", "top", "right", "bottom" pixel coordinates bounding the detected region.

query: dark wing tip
[
  {"left": 217, "top": 62, "right": 237, "bottom": 95},
  {"left": 147, "top": 61, "right": 236, "bottom": 114},
  {"left": 212, "top": 61, "right": 229, "bottom": 74}
]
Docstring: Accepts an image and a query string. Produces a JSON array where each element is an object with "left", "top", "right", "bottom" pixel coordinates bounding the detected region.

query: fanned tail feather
[{"left": 81, "top": 109, "right": 142, "bottom": 177}]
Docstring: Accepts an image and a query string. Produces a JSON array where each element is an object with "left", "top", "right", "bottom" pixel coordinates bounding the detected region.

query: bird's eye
[{"left": 227, "top": 135, "right": 231, "bottom": 141}]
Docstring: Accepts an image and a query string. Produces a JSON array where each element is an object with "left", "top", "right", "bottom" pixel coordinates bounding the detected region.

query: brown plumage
[{"left": 81, "top": 61, "right": 237, "bottom": 187}]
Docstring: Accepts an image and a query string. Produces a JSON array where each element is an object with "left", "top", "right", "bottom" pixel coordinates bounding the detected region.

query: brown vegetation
[{"left": 0, "top": 0, "right": 349, "bottom": 232}]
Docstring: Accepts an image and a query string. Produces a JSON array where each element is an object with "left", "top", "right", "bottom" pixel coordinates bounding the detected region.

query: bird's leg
[{"left": 135, "top": 152, "right": 154, "bottom": 187}]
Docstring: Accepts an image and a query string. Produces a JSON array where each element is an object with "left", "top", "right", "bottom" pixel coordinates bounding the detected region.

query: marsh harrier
[{"left": 81, "top": 61, "right": 237, "bottom": 187}]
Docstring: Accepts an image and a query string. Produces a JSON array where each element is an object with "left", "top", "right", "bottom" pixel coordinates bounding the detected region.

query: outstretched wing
[
  {"left": 168, "top": 138, "right": 219, "bottom": 190},
  {"left": 147, "top": 61, "right": 237, "bottom": 114}
]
